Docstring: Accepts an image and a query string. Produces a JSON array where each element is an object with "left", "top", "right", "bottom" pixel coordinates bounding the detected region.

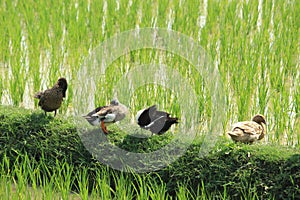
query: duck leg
[{"left": 101, "top": 121, "right": 109, "bottom": 134}]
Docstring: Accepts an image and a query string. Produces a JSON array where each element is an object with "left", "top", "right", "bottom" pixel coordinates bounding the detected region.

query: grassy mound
[{"left": 0, "top": 105, "right": 300, "bottom": 199}]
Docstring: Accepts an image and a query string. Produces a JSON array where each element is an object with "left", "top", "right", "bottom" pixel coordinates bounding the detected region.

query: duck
[
  {"left": 87, "top": 98, "right": 129, "bottom": 134},
  {"left": 136, "top": 105, "right": 179, "bottom": 135},
  {"left": 227, "top": 114, "right": 266, "bottom": 144},
  {"left": 34, "top": 77, "right": 68, "bottom": 117}
]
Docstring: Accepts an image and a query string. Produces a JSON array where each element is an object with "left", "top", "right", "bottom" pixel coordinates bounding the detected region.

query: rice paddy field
[{"left": 0, "top": 0, "right": 299, "bottom": 199}]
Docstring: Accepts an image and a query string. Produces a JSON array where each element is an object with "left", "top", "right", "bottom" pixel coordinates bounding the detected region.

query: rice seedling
[
  {"left": 74, "top": 167, "right": 89, "bottom": 200},
  {"left": 93, "top": 167, "right": 113, "bottom": 200}
]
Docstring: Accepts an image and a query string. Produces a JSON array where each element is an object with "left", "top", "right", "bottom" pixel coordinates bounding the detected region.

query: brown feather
[
  {"left": 34, "top": 78, "right": 68, "bottom": 117},
  {"left": 91, "top": 98, "right": 128, "bottom": 134}
]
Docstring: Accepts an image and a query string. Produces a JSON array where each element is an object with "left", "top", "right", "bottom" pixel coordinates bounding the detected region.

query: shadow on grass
[{"left": 28, "top": 112, "right": 53, "bottom": 132}]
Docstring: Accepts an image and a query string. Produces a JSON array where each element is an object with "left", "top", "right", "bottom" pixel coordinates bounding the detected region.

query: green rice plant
[
  {"left": 176, "top": 184, "right": 194, "bottom": 200},
  {"left": 52, "top": 160, "right": 75, "bottom": 199},
  {"left": 256, "top": 59, "right": 269, "bottom": 115},
  {"left": 131, "top": 172, "right": 148, "bottom": 199},
  {"left": 112, "top": 171, "right": 135, "bottom": 200},
  {"left": 294, "top": 86, "right": 300, "bottom": 144},
  {"left": 39, "top": 161, "right": 58, "bottom": 200},
  {"left": 92, "top": 167, "right": 112, "bottom": 200},
  {"left": 2, "top": 153, "right": 44, "bottom": 199},
  {"left": 146, "top": 174, "right": 169, "bottom": 200},
  {"left": 0, "top": 154, "right": 12, "bottom": 199},
  {"left": 11, "top": 155, "right": 29, "bottom": 199},
  {"left": 74, "top": 167, "right": 89, "bottom": 200},
  {"left": 0, "top": 178, "right": 14, "bottom": 200}
]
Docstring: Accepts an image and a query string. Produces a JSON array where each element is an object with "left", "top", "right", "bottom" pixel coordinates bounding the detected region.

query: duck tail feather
[{"left": 34, "top": 92, "right": 43, "bottom": 99}]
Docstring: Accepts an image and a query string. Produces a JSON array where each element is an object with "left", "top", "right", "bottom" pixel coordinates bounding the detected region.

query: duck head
[
  {"left": 252, "top": 114, "right": 266, "bottom": 125},
  {"left": 57, "top": 78, "right": 68, "bottom": 97}
]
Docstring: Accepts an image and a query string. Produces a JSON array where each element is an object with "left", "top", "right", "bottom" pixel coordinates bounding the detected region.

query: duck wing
[
  {"left": 148, "top": 108, "right": 178, "bottom": 134},
  {"left": 152, "top": 110, "right": 168, "bottom": 119},
  {"left": 94, "top": 106, "right": 115, "bottom": 118},
  {"left": 83, "top": 106, "right": 107, "bottom": 125},
  {"left": 86, "top": 106, "right": 107, "bottom": 117},
  {"left": 37, "top": 88, "right": 62, "bottom": 109},
  {"left": 93, "top": 105, "right": 126, "bottom": 122},
  {"left": 231, "top": 121, "right": 263, "bottom": 136},
  {"left": 137, "top": 105, "right": 157, "bottom": 126},
  {"left": 147, "top": 116, "right": 167, "bottom": 134}
]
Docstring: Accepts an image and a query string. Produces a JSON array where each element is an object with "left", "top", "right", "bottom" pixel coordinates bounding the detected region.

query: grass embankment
[{"left": 0, "top": 105, "right": 299, "bottom": 199}]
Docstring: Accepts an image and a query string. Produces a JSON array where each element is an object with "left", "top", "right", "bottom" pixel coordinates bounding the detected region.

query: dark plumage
[
  {"left": 227, "top": 114, "right": 266, "bottom": 144},
  {"left": 136, "top": 105, "right": 179, "bottom": 135},
  {"left": 34, "top": 78, "right": 68, "bottom": 117}
]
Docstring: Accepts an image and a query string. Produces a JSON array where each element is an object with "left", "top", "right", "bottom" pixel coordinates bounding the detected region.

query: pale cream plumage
[{"left": 227, "top": 114, "right": 266, "bottom": 144}]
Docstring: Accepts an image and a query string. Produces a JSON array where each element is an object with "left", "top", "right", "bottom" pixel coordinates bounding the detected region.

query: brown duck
[
  {"left": 34, "top": 78, "right": 68, "bottom": 116},
  {"left": 90, "top": 98, "right": 129, "bottom": 134},
  {"left": 227, "top": 114, "right": 266, "bottom": 144}
]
